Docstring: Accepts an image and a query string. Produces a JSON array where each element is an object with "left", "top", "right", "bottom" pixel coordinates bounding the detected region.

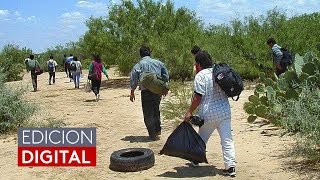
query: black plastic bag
[{"left": 160, "top": 121, "right": 208, "bottom": 163}]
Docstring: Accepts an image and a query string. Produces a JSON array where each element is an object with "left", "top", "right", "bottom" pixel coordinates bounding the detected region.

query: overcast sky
[{"left": 0, "top": 0, "right": 319, "bottom": 53}]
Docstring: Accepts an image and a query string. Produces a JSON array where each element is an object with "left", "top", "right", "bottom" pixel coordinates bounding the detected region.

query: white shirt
[
  {"left": 194, "top": 68, "right": 231, "bottom": 121},
  {"left": 47, "top": 59, "right": 58, "bottom": 72}
]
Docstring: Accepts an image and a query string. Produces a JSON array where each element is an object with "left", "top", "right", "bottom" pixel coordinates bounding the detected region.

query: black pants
[
  {"left": 141, "top": 90, "right": 161, "bottom": 138},
  {"left": 49, "top": 72, "right": 55, "bottom": 84},
  {"left": 276, "top": 66, "right": 287, "bottom": 76},
  {"left": 64, "top": 63, "right": 69, "bottom": 77},
  {"left": 31, "top": 71, "right": 37, "bottom": 91},
  {"left": 91, "top": 79, "right": 101, "bottom": 96}
]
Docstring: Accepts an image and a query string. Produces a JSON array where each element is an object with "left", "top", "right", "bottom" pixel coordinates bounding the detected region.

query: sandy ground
[{"left": 0, "top": 69, "right": 313, "bottom": 180}]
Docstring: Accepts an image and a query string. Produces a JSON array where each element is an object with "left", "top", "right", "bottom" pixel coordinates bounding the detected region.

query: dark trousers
[
  {"left": 276, "top": 66, "right": 287, "bottom": 76},
  {"left": 91, "top": 79, "right": 101, "bottom": 96},
  {"left": 31, "top": 71, "right": 37, "bottom": 91},
  {"left": 64, "top": 63, "right": 69, "bottom": 77},
  {"left": 68, "top": 70, "right": 72, "bottom": 80},
  {"left": 276, "top": 61, "right": 289, "bottom": 76},
  {"left": 141, "top": 90, "right": 161, "bottom": 138},
  {"left": 49, "top": 72, "right": 55, "bottom": 84}
]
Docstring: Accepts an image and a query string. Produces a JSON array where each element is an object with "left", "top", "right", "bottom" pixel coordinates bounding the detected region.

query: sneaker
[
  {"left": 155, "top": 131, "right": 161, "bottom": 136},
  {"left": 96, "top": 94, "right": 100, "bottom": 102},
  {"left": 190, "top": 161, "right": 199, "bottom": 167},
  {"left": 223, "top": 167, "right": 236, "bottom": 177}
]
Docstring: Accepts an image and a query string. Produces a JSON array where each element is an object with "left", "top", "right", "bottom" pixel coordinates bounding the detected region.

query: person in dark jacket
[{"left": 88, "top": 55, "right": 109, "bottom": 101}]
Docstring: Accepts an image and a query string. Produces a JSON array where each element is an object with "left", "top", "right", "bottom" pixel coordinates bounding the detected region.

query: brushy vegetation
[
  {"left": 162, "top": 81, "right": 193, "bottom": 124},
  {"left": 1, "top": 1, "right": 320, "bottom": 81},
  {"left": 0, "top": 44, "right": 32, "bottom": 81},
  {"left": 0, "top": 71, "right": 65, "bottom": 134},
  {"left": 243, "top": 52, "right": 320, "bottom": 163},
  {"left": 0, "top": 71, "right": 36, "bottom": 134},
  {"left": 281, "top": 84, "right": 320, "bottom": 163},
  {"left": 244, "top": 52, "right": 320, "bottom": 124},
  {"left": 79, "top": 1, "right": 320, "bottom": 80},
  {"left": 25, "top": 117, "right": 66, "bottom": 129}
]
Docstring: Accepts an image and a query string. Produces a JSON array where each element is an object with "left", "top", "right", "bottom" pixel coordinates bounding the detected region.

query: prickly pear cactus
[{"left": 244, "top": 52, "right": 320, "bottom": 123}]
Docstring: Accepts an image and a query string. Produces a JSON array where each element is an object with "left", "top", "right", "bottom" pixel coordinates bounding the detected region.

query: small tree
[{"left": 0, "top": 44, "right": 32, "bottom": 81}]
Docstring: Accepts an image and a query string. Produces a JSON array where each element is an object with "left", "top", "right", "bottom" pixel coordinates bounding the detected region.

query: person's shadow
[
  {"left": 121, "top": 135, "right": 154, "bottom": 143},
  {"left": 83, "top": 99, "right": 97, "bottom": 102},
  {"left": 157, "top": 163, "right": 225, "bottom": 178}
]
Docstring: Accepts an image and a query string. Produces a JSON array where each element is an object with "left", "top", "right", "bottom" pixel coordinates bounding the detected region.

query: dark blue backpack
[
  {"left": 280, "top": 48, "right": 294, "bottom": 66},
  {"left": 48, "top": 61, "right": 54, "bottom": 72},
  {"left": 212, "top": 63, "right": 244, "bottom": 101}
]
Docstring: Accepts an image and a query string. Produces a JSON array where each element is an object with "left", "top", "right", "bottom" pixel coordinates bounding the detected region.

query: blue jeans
[{"left": 72, "top": 72, "right": 81, "bottom": 88}]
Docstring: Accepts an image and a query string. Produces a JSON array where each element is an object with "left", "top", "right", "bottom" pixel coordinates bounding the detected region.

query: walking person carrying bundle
[
  {"left": 88, "top": 54, "right": 109, "bottom": 101},
  {"left": 129, "top": 45, "right": 169, "bottom": 141}
]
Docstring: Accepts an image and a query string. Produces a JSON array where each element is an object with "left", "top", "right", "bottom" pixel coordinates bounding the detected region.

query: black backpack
[
  {"left": 48, "top": 61, "right": 54, "bottom": 72},
  {"left": 69, "top": 61, "right": 77, "bottom": 71},
  {"left": 212, "top": 63, "right": 244, "bottom": 101},
  {"left": 280, "top": 48, "right": 293, "bottom": 67}
]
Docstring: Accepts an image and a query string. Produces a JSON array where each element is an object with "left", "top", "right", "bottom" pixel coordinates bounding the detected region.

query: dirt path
[{"left": 0, "top": 69, "right": 305, "bottom": 179}]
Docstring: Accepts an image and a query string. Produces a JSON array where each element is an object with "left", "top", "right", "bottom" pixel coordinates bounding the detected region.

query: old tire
[{"left": 109, "top": 148, "right": 155, "bottom": 172}]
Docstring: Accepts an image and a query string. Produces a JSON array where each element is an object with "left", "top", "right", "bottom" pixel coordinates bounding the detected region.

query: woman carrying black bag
[{"left": 88, "top": 54, "right": 109, "bottom": 101}]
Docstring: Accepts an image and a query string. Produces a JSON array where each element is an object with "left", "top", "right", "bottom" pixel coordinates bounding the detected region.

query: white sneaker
[
  {"left": 96, "top": 94, "right": 100, "bottom": 102},
  {"left": 223, "top": 167, "right": 236, "bottom": 177}
]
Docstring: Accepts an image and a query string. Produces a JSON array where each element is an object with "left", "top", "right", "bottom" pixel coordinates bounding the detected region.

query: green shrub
[
  {"left": 162, "top": 81, "right": 193, "bottom": 124},
  {"left": 280, "top": 84, "right": 320, "bottom": 148},
  {"left": 0, "top": 72, "right": 36, "bottom": 134},
  {"left": 25, "top": 117, "right": 66, "bottom": 128},
  {"left": 81, "top": 58, "right": 92, "bottom": 69},
  {"left": 244, "top": 52, "right": 320, "bottom": 123},
  {"left": 244, "top": 52, "right": 320, "bottom": 162},
  {"left": 0, "top": 44, "right": 32, "bottom": 81}
]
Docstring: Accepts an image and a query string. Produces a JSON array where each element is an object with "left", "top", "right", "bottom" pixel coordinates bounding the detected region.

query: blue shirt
[
  {"left": 272, "top": 44, "right": 283, "bottom": 65},
  {"left": 130, "top": 56, "right": 169, "bottom": 90},
  {"left": 66, "top": 56, "right": 73, "bottom": 64}
]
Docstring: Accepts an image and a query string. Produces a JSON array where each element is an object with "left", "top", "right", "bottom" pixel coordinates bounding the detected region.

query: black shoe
[{"left": 223, "top": 167, "right": 236, "bottom": 177}]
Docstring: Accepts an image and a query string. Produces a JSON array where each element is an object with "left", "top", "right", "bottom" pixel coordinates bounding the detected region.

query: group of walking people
[
  {"left": 23, "top": 38, "right": 288, "bottom": 177},
  {"left": 129, "top": 39, "right": 288, "bottom": 177},
  {"left": 24, "top": 54, "right": 109, "bottom": 101},
  {"left": 129, "top": 45, "right": 237, "bottom": 176}
]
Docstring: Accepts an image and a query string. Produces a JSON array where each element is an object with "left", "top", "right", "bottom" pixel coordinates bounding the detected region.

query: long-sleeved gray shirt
[
  {"left": 272, "top": 44, "right": 283, "bottom": 65},
  {"left": 130, "top": 56, "right": 169, "bottom": 90}
]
